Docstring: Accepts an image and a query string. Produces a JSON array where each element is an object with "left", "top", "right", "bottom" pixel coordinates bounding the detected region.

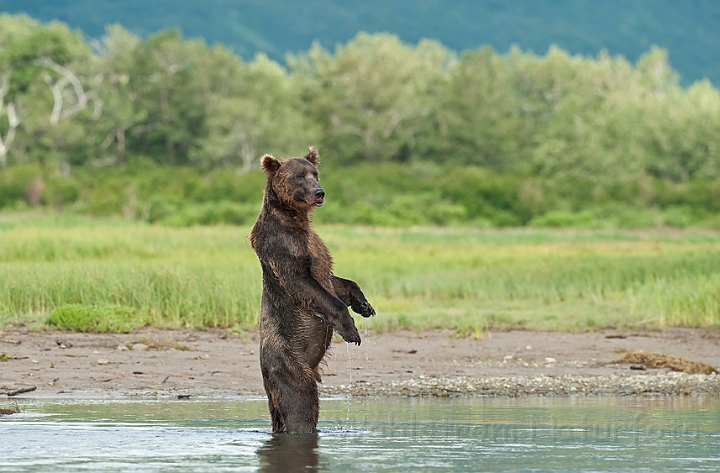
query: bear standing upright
[{"left": 250, "top": 147, "right": 375, "bottom": 434}]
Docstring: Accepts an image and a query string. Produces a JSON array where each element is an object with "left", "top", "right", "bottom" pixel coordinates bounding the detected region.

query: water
[{"left": 1, "top": 396, "right": 719, "bottom": 472}]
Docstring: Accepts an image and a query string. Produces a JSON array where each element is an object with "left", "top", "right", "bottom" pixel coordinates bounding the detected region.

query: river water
[{"left": 1, "top": 396, "right": 718, "bottom": 472}]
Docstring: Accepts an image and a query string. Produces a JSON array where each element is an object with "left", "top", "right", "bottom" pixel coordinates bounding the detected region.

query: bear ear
[
  {"left": 304, "top": 146, "right": 320, "bottom": 166},
  {"left": 261, "top": 154, "right": 281, "bottom": 175}
]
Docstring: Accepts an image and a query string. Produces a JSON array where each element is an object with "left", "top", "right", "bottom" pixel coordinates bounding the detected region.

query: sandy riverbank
[{"left": 2, "top": 327, "right": 719, "bottom": 399}]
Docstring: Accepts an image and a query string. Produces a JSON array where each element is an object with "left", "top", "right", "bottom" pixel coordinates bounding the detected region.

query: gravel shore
[{"left": 320, "top": 372, "right": 720, "bottom": 398}]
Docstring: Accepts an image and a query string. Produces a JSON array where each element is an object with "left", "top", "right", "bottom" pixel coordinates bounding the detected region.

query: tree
[
  {"left": 0, "top": 14, "right": 97, "bottom": 167},
  {"left": 122, "top": 29, "right": 207, "bottom": 165},
  {"left": 191, "top": 53, "right": 313, "bottom": 171},
  {"left": 90, "top": 24, "right": 145, "bottom": 166},
  {"left": 289, "top": 33, "right": 454, "bottom": 164},
  {"left": 440, "top": 46, "right": 524, "bottom": 170},
  {"left": 0, "top": 72, "right": 19, "bottom": 167}
]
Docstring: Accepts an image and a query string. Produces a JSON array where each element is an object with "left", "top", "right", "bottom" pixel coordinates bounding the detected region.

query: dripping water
[
  {"left": 363, "top": 317, "right": 370, "bottom": 371},
  {"left": 362, "top": 317, "right": 371, "bottom": 425},
  {"left": 346, "top": 341, "right": 352, "bottom": 422}
]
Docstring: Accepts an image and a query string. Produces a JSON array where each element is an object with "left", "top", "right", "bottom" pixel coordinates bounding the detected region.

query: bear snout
[{"left": 313, "top": 188, "right": 325, "bottom": 207}]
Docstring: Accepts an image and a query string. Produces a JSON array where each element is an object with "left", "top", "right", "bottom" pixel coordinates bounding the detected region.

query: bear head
[{"left": 261, "top": 147, "right": 324, "bottom": 210}]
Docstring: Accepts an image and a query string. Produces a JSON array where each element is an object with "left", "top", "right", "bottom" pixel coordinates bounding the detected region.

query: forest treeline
[{"left": 1, "top": 14, "right": 720, "bottom": 227}]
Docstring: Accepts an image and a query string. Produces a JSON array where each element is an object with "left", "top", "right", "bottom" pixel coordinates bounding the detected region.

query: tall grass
[
  {"left": 1, "top": 215, "right": 719, "bottom": 332},
  {"left": 324, "top": 228, "right": 720, "bottom": 332},
  {"left": 0, "top": 222, "right": 261, "bottom": 330}
]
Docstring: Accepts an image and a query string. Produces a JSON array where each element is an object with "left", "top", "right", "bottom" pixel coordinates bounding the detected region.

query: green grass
[
  {"left": 49, "top": 304, "right": 142, "bottom": 333},
  {"left": 1, "top": 213, "right": 720, "bottom": 333}
]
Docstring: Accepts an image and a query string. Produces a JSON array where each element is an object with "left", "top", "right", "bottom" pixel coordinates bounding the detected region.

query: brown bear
[{"left": 249, "top": 146, "right": 375, "bottom": 434}]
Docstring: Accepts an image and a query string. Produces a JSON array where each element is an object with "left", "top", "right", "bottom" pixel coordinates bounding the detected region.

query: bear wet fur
[{"left": 249, "top": 147, "right": 375, "bottom": 434}]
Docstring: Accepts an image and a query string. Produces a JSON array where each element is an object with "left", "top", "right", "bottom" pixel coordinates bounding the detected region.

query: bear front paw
[
  {"left": 351, "top": 299, "right": 376, "bottom": 318},
  {"left": 338, "top": 326, "right": 361, "bottom": 345}
]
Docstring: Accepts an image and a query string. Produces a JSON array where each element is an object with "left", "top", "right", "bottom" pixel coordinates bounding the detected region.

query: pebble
[{"left": 320, "top": 372, "right": 720, "bottom": 397}]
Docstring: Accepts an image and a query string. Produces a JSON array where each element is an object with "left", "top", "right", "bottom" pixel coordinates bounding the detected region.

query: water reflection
[{"left": 257, "top": 433, "right": 319, "bottom": 473}]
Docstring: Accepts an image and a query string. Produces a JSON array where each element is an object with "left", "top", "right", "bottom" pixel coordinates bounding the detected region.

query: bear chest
[{"left": 307, "top": 231, "right": 333, "bottom": 287}]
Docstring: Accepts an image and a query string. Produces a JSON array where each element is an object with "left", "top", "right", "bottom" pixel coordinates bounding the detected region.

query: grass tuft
[{"left": 49, "top": 304, "right": 144, "bottom": 333}]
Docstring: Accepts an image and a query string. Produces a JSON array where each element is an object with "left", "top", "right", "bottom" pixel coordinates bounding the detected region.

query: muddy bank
[{"left": 1, "top": 327, "right": 719, "bottom": 398}]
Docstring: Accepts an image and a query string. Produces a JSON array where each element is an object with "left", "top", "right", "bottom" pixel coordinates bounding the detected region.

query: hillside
[{"left": 1, "top": 0, "right": 719, "bottom": 86}]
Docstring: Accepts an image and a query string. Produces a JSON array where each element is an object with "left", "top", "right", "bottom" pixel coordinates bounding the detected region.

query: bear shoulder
[{"left": 251, "top": 211, "right": 309, "bottom": 261}]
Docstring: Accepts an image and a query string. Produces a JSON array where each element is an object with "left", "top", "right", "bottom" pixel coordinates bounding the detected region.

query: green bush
[
  {"left": 0, "top": 165, "right": 42, "bottom": 209},
  {"left": 654, "top": 180, "right": 720, "bottom": 211},
  {"left": 656, "top": 206, "right": 702, "bottom": 229},
  {"left": 529, "top": 210, "right": 595, "bottom": 228},
  {"left": 4, "top": 160, "right": 720, "bottom": 229},
  {"left": 49, "top": 304, "right": 144, "bottom": 333},
  {"left": 41, "top": 177, "right": 81, "bottom": 207},
  {"left": 81, "top": 177, "right": 128, "bottom": 215},
  {"left": 194, "top": 169, "right": 266, "bottom": 203},
  {"left": 161, "top": 201, "right": 260, "bottom": 226},
  {"left": 145, "top": 196, "right": 180, "bottom": 223}
]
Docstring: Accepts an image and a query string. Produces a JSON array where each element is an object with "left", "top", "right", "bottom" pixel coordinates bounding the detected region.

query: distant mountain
[{"left": 2, "top": 0, "right": 719, "bottom": 85}]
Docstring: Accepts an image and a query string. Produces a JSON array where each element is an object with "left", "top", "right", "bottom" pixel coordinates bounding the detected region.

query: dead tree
[
  {"left": 36, "top": 58, "right": 101, "bottom": 125},
  {"left": 0, "top": 72, "right": 19, "bottom": 168}
]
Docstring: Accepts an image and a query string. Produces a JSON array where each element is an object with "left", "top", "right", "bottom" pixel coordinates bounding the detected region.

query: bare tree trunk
[
  {"left": 36, "top": 58, "right": 90, "bottom": 125},
  {"left": 42, "top": 72, "right": 68, "bottom": 125},
  {"left": 0, "top": 103, "right": 18, "bottom": 168},
  {"left": 99, "top": 123, "right": 131, "bottom": 166},
  {"left": 36, "top": 59, "right": 100, "bottom": 174},
  {"left": 0, "top": 72, "right": 20, "bottom": 168},
  {"left": 238, "top": 131, "right": 257, "bottom": 173}
]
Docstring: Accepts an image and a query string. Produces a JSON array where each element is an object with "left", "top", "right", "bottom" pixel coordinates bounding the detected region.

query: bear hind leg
[
  {"left": 264, "top": 381, "right": 287, "bottom": 433},
  {"left": 262, "top": 352, "right": 319, "bottom": 434}
]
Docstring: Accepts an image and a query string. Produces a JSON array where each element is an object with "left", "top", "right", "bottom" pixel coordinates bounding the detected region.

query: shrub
[
  {"left": 161, "top": 201, "right": 260, "bottom": 226},
  {"left": 0, "top": 165, "right": 43, "bottom": 209},
  {"left": 42, "top": 177, "right": 81, "bottom": 207},
  {"left": 529, "top": 210, "right": 595, "bottom": 228}
]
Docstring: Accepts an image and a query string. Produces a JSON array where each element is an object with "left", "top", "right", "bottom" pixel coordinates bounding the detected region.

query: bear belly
[{"left": 303, "top": 313, "right": 332, "bottom": 370}]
